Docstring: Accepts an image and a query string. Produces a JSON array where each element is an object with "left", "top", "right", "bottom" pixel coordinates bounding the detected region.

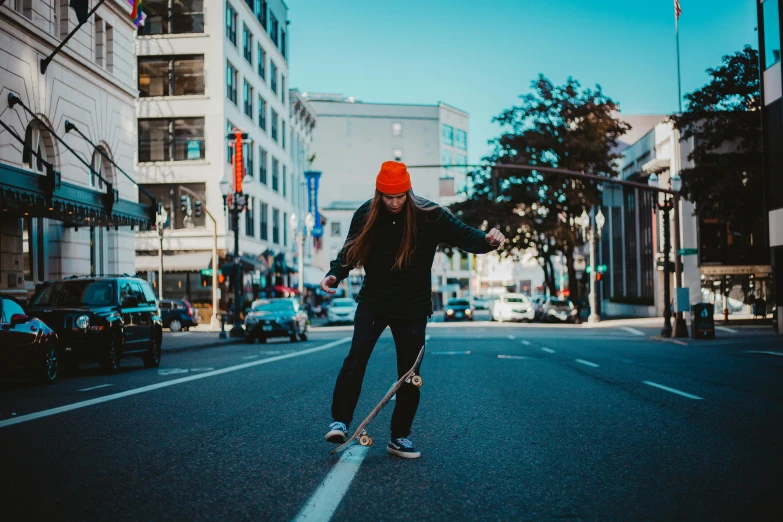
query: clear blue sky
[{"left": 287, "top": 0, "right": 758, "bottom": 164}]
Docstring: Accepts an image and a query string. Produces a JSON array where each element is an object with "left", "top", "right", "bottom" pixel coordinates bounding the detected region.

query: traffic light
[
  {"left": 194, "top": 200, "right": 202, "bottom": 218},
  {"left": 180, "top": 194, "right": 189, "bottom": 213}
]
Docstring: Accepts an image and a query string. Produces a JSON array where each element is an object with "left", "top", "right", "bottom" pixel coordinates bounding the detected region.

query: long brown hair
[{"left": 343, "top": 189, "right": 437, "bottom": 271}]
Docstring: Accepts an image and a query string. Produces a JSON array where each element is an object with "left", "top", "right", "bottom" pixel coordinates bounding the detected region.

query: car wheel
[
  {"left": 99, "top": 335, "right": 121, "bottom": 374},
  {"left": 169, "top": 319, "right": 182, "bottom": 332},
  {"left": 143, "top": 333, "right": 162, "bottom": 368},
  {"left": 289, "top": 333, "right": 299, "bottom": 343},
  {"left": 38, "top": 344, "right": 59, "bottom": 383}
]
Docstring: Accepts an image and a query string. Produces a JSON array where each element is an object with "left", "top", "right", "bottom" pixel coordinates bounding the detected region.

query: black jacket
[{"left": 326, "top": 198, "right": 495, "bottom": 320}]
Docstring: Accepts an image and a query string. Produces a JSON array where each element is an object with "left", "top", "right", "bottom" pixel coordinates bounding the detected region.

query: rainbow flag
[{"left": 128, "top": 0, "right": 143, "bottom": 26}]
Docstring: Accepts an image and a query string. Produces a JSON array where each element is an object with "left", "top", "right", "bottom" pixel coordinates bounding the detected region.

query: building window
[
  {"left": 226, "top": 2, "right": 237, "bottom": 45},
  {"left": 456, "top": 154, "right": 467, "bottom": 174},
  {"left": 272, "top": 157, "right": 279, "bottom": 191},
  {"left": 281, "top": 120, "right": 286, "bottom": 149},
  {"left": 271, "top": 109, "right": 278, "bottom": 141},
  {"left": 257, "top": 44, "right": 266, "bottom": 80},
  {"left": 259, "top": 146, "right": 267, "bottom": 183},
  {"left": 260, "top": 202, "right": 268, "bottom": 240},
  {"left": 90, "top": 147, "right": 113, "bottom": 189},
  {"left": 258, "top": 95, "right": 267, "bottom": 130},
  {"left": 141, "top": 0, "right": 204, "bottom": 35},
  {"left": 442, "top": 150, "right": 452, "bottom": 173},
  {"left": 393, "top": 148, "right": 403, "bottom": 161},
  {"left": 272, "top": 208, "right": 280, "bottom": 244},
  {"left": 441, "top": 124, "right": 454, "bottom": 146},
  {"left": 281, "top": 28, "right": 286, "bottom": 60},
  {"left": 282, "top": 165, "right": 287, "bottom": 196},
  {"left": 226, "top": 60, "right": 238, "bottom": 104},
  {"left": 243, "top": 0, "right": 253, "bottom": 13},
  {"left": 269, "top": 12, "right": 279, "bottom": 47},
  {"left": 283, "top": 212, "right": 288, "bottom": 247},
  {"left": 281, "top": 75, "right": 286, "bottom": 104},
  {"left": 455, "top": 129, "right": 467, "bottom": 150},
  {"left": 245, "top": 196, "right": 255, "bottom": 237},
  {"left": 105, "top": 24, "right": 114, "bottom": 73},
  {"left": 139, "top": 55, "right": 205, "bottom": 97},
  {"left": 392, "top": 122, "right": 402, "bottom": 136},
  {"left": 764, "top": 0, "right": 781, "bottom": 69},
  {"left": 57, "top": 0, "right": 69, "bottom": 39},
  {"left": 243, "top": 24, "right": 253, "bottom": 64},
  {"left": 138, "top": 118, "right": 205, "bottom": 162},
  {"left": 270, "top": 62, "right": 277, "bottom": 94},
  {"left": 95, "top": 16, "right": 105, "bottom": 66},
  {"left": 331, "top": 222, "right": 341, "bottom": 237},
  {"left": 244, "top": 142, "right": 254, "bottom": 179},
  {"left": 255, "top": 0, "right": 267, "bottom": 30},
  {"left": 243, "top": 80, "right": 254, "bottom": 118}
]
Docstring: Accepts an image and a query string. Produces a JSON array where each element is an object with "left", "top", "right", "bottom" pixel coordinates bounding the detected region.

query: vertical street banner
[{"left": 304, "top": 171, "right": 323, "bottom": 237}]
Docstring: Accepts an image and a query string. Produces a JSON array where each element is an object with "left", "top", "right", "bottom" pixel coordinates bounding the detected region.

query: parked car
[
  {"left": 471, "top": 296, "right": 491, "bottom": 311},
  {"left": 160, "top": 299, "right": 199, "bottom": 331},
  {"left": 0, "top": 294, "right": 60, "bottom": 382},
  {"left": 540, "top": 297, "right": 579, "bottom": 323},
  {"left": 245, "top": 298, "right": 309, "bottom": 343},
  {"left": 28, "top": 276, "right": 163, "bottom": 373},
  {"left": 327, "top": 297, "right": 358, "bottom": 324},
  {"left": 531, "top": 295, "right": 547, "bottom": 321},
  {"left": 492, "top": 293, "right": 535, "bottom": 322},
  {"left": 445, "top": 298, "right": 474, "bottom": 321}
]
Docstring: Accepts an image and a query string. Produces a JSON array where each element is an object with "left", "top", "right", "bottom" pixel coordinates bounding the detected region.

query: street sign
[
  {"left": 678, "top": 248, "right": 698, "bottom": 256},
  {"left": 585, "top": 265, "right": 607, "bottom": 274}
]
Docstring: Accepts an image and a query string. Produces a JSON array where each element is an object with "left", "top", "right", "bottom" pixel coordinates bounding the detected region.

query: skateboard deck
[{"left": 331, "top": 345, "right": 426, "bottom": 454}]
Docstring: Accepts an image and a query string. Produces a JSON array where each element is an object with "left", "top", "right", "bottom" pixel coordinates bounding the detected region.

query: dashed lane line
[
  {"left": 541, "top": 347, "right": 555, "bottom": 354},
  {"left": 0, "top": 338, "right": 352, "bottom": 429},
  {"left": 743, "top": 350, "right": 783, "bottom": 357},
  {"left": 520, "top": 340, "right": 531, "bottom": 346},
  {"left": 643, "top": 381, "right": 704, "bottom": 400},
  {"left": 715, "top": 326, "right": 739, "bottom": 334},
  {"left": 431, "top": 351, "right": 471, "bottom": 355},
  {"left": 619, "top": 326, "right": 645, "bottom": 336},
  {"left": 498, "top": 355, "right": 528, "bottom": 360},
  {"left": 292, "top": 446, "right": 370, "bottom": 522},
  {"left": 79, "top": 384, "right": 113, "bottom": 392},
  {"left": 575, "top": 359, "right": 600, "bottom": 368}
]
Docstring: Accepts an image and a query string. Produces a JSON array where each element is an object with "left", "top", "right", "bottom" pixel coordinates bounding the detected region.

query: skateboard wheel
[
  {"left": 359, "top": 435, "right": 372, "bottom": 446},
  {"left": 411, "top": 375, "right": 423, "bottom": 388}
]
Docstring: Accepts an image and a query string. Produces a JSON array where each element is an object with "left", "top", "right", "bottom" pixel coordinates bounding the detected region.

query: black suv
[{"left": 29, "top": 276, "right": 163, "bottom": 373}]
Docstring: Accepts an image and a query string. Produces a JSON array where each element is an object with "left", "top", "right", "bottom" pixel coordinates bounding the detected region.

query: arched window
[
  {"left": 90, "top": 146, "right": 114, "bottom": 189},
  {"left": 22, "top": 121, "right": 56, "bottom": 173}
]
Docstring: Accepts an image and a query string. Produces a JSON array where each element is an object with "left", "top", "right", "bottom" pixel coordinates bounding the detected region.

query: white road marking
[
  {"left": 0, "top": 338, "right": 352, "bottom": 429},
  {"left": 507, "top": 335, "right": 516, "bottom": 340},
  {"left": 575, "top": 359, "right": 599, "bottom": 368},
  {"left": 241, "top": 355, "right": 260, "bottom": 360},
  {"left": 643, "top": 381, "right": 703, "bottom": 400},
  {"left": 157, "top": 368, "right": 189, "bottom": 376},
  {"left": 743, "top": 350, "right": 783, "bottom": 357},
  {"left": 672, "top": 340, "right": 689, "bottom": 346},
  {"left": 715, "top": 326, "right": 738, "bottom": 334},
  {"left": 259, "top": 350, "right": 286, "bottom": 355},
  {"left": 189, "top": 368, "right": 215, "bottom": 372},
  {"left": 520, "top": 340, "right": 531, "bottom": 346},
  {"left": 425, "top": 335, "right": 431, "bottom": 342},
  {"left": 498, "top": 355, "right": 527, "bottom": 360},
  {"left": 431, "top": 351, "right": 471, "bottom": 355},
  {"left": 619, "top": 326, "right": 645, "bottom": 336},
  {"left": 79, "top": 384, "right": 113, "bottom": 392},
  {"left": 293, "top": 446, "right": 370, "bottom": 522},
  {"left": 169, "top": 332, "right": 188, "bottom": 337},
  {"left": 541, "top": 347, "right": 555, "bottom": 354}
]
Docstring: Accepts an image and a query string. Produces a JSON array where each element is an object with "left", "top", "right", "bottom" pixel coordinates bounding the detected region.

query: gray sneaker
[
  {"left": 387, "top": 437, "right": 421, "bottom": 459},
  {"left": 325, "top": 421, "right": 348, "bottom": 443}
]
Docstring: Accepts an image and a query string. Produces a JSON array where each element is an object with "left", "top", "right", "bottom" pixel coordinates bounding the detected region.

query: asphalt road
[{"left": 1, "top": 322, "right": 782, "bottom": 521}]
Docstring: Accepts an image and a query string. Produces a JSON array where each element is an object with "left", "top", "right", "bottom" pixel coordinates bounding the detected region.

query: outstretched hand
[
  {"left": 320, "top": 275, "right": 338, "bottom": 295},
  {"left": 485, "top": 228, "right": 506, "bottom": 248}
]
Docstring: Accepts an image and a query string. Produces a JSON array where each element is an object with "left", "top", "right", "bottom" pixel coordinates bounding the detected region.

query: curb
[{"left": 162, "top": 337, "right": 246, "bottom": 354}]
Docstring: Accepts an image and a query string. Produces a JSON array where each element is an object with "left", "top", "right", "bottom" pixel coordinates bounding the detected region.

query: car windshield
[
  {"left": 448, "top": 299, "right": 469, "bottom": 306},
  {"left": 505, "top": 297, "right": 528, "bottom": 303},
  {"left": 550, "top": 299, "right": 572, "bottom": 308},
  {"left": 253, "top": 300, "right": 295, "bottom": 312},
  {"left": 31, "top": 280, "right": 117, "bottom": 307},
  {"left": 332, "top": 299, "right": 355, "bottom": 308}
]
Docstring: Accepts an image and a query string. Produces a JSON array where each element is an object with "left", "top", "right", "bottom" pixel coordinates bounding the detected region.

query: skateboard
[{"left": 331, "top": 345, "right": 426, "bottom": 454}]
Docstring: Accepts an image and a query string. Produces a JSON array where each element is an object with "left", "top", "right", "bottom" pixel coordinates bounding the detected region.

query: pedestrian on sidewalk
[{"left": 321, "top": 160, "right": 505, "bottom": 458}]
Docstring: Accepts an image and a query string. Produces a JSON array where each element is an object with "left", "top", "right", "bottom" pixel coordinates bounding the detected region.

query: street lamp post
[
  {"left": 649, "top": 173, "right": 681, "bottom": 338},
  {"left": 290, "top": 212, "right": 315, "bottom": 305},
  {"left": 155, "top": 207, "right": 168, "bottom": 300},
  {"left": 578, "top": 207, "right": 605, "bottom": 323}
]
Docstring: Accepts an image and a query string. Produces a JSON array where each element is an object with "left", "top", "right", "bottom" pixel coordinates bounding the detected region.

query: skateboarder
[{"left": 321, "top": 161, "right": 505, "bottom": 458}]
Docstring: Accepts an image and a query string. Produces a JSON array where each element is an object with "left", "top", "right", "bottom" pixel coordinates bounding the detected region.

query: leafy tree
[
  {"left": 452, "top": 75, "right": 629, "bottom": 296},
  {"left": 670, "top": 45, "right": 762, "bottom": 222}
]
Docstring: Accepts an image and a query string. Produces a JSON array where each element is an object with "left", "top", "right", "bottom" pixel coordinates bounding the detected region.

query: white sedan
[
  {"left": 327, "top": 298, "right": 358, "bottom": 324},
  {"left": 492, "top": 293, "right": 535, "bottom": 322}
]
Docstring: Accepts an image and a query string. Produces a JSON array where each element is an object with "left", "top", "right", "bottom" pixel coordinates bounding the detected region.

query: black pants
[{"left": 331, "top": 303, "right": 427, "bottom": 439}]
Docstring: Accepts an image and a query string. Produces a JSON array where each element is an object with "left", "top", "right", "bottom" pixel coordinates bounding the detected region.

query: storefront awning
[
  {"left": 303, "top": 265, "right": 325, "bottom": 287},
  {"left": 135, "top": 252, "right": 213, "bottom": 273},
  {"left": 221, "top": 253, "right": 269, "bottom": 273},
  {"left": 0, "top": 162, "right": 154, "bottom": 229}
]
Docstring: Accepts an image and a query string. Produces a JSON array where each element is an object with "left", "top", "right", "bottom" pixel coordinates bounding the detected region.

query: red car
[{"left": 0, "top": 294, "right": 59, "bottom": 382}]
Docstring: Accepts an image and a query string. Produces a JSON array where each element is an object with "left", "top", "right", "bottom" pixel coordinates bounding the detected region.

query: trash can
[{"left": 691, "top": 303, "right": 715, "bottom": 339}]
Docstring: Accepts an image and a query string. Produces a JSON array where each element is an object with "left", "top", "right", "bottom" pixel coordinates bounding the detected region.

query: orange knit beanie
[{"left": 376, "top": 161, "right": 412, "bottom": 195}]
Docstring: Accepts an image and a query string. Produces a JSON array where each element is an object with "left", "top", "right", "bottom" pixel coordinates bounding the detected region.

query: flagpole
[{"left": 675, "top": 9, "right": 683, "bottom": 114}]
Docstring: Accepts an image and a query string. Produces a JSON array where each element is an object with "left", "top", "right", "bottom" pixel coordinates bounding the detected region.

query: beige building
[{"left": 1, "top": 0, "right": 153, "bottom": 298}]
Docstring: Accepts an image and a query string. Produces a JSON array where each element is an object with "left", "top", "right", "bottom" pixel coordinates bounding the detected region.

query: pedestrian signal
[{"left": 194, "top": 200, "right": 203, "bottom": 218}]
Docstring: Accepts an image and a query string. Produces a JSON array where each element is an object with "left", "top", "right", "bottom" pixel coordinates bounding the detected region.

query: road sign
[
  {"left": 678, "top": 248, "right": 698, "bottom": 256},
  {"left": 585, "top": 265, "right": 607, "bottom": 274}
]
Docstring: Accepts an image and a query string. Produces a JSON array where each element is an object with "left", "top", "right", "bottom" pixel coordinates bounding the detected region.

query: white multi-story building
[
  {"left": 304, "top": 95, "right": 472, "bottom": 306},
  {"left": 133, "top": 0, "right": 298, "bottom": 309},
  {"left": 1, "top": 0, "right": 153, "bottom": 298}
]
